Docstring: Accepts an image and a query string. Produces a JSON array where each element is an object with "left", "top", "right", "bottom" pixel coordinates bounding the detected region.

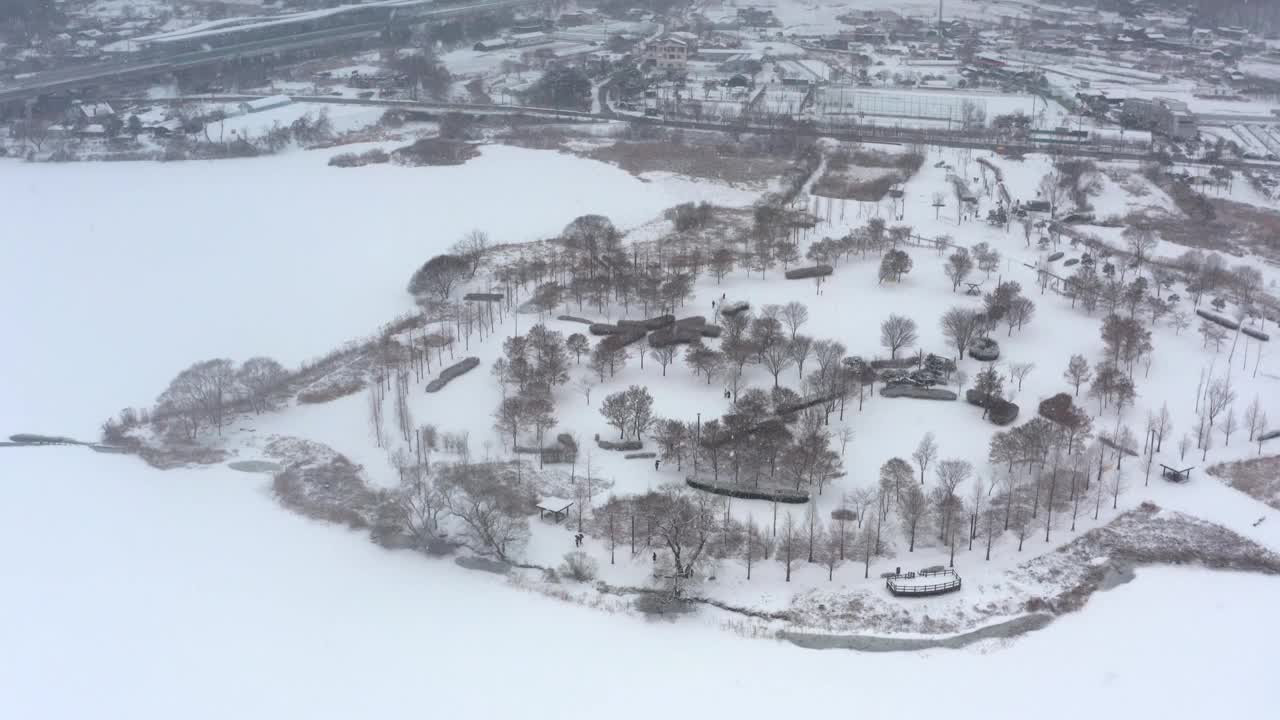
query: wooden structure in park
[
  {"left": 885, "top": 568, "right": 962, "bottom": 597},
  {"left": 1161, "top": 464, "right": 1194, "bottom": 483},
  {"left": 535, "top": 497, "right": 573, "bottom": 523}
]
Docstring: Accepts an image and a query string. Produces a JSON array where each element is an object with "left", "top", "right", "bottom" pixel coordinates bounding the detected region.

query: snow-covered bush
[{"left": 559, "top": 551, "right": 598, "bottom": 582}]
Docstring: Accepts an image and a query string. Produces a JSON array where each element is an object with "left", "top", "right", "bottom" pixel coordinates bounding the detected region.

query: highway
[{"left": 0, "top": 0, "right": 536, "bottom": 105}]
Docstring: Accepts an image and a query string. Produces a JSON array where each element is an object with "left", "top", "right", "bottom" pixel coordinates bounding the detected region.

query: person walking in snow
[{"left": 654, "top": 459, "right": 660, "bottom": 471}]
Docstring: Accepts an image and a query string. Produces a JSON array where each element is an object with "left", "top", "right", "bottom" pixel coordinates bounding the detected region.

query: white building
[{"left": 237, "top": 95, "right": 292, "bottom": 114}]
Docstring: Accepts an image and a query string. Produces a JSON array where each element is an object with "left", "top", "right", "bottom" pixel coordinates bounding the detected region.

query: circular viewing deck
[{"left": 885, "top": 568, "right": 962, "bottom": 597}]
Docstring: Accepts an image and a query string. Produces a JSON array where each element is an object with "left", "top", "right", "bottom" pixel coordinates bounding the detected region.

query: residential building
[
  {"left": 645, "top": 35, "right": 694, "bottom": 70},
  {"left": 1121, "top": 96, "right": 1196, "bottom": 139},
  {"left": 238, "top": 95, "right": 292, "bottom": 114}
]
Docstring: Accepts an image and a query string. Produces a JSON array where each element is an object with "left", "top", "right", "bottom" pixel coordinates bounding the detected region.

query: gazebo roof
[{"left": 536, "top": 497, "right": 573, "bottom": 514}]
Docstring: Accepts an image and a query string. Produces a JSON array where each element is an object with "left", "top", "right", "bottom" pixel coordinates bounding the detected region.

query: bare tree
[
  {"left": 880, "top": 314, "right": 919, "bottom": 360},
  {"left": 899, "top": 483, "right": 928, "bottom": 551},
  {"left": 575, "top": 375, "right": 594, "bottom": 405},
  {"left": 1219, "top": 406, "right": 1238, "bottom": 446},
  {"left": 944, "top": 249, "right": 974, "bottom": 292},
  {"left": 912, "top": 432, "right": 938, "bottom": 484},
  {"left": 781, "top": 301, "right": 809, "bottom": 340},
  {"left": 933, "top": 459, "right": 972, "bottom": 542},
  {"left": 818, "top": 527, "right": 843, "bottom": 580},
  {"left": 760, "top": 341, "right": 794, "bottom": 388},
  {"left": 1064, "top": 354, "right": 1091, "bottom": 396},
  {"left": 1108, "top": 469, "right": 1127, "bottom": 509},
  {"left": 685, "top": 344, "right": 725, "bottom": 385},
  {"left": 805, "top": 502, "right": 821, "bottom": 562},
  {"left": 648, "top": 341, "right": 677, "bottom": 377},
  {"left": 367, "top": 385, "right": 385, "bottom": 448},
  {"left": 440, "top": 464, "right": 530, "bottom": 561},
  {"left": 452, "top": 229, "right": 490, "bottom": 278},
  {"left": 838, "top": 426, "right": 854, "bottom": 457},
  {"left": 1008, "top": 362, "right": 1035, "bottom": 392},
  {"left": 1205, "top": 377, "right": 1236, "bottom": 435},
  {"left": 789, "top": 335, "right": 813, "bottom": 380},
  {"left": 396, "top": 463, "right": 445, "bottom": 548},
  {"left": 1244, "top": 396, "right": 1263, "bottom": 441},
  {"left": 1123, "top": 225, "right": 1158, "bottom": 267},
  {"left": 643, "top": 484, "right": 717, "bottom": 593},
  {"left": 237, "top": 357, "right": 288, "bottom": 414},
  {"left": 941, "top": 307, "right": 983, "bottom": 359},
  {"left": 780, "top": 511, "right": 798, "bottom": 582}
]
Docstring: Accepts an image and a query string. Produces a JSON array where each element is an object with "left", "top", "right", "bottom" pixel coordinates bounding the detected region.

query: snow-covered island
[{"left": 4, "top": 0, "right": 1280, "bottom": 717}]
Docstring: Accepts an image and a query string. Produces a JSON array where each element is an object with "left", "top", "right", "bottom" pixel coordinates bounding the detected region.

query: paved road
[
  {"left": 85, "top": 92, "right": 1280, "bottom": 171},
  {"left": 0, "top": 0, "right": 535, "bottom": 104}
]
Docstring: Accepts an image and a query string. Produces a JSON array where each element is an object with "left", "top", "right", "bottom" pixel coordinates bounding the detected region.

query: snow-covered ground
[
  {"left": 2, "top": 447, "right": 1279, "bottom": 720},
  {"left": 0, "top": 145, "right": 754, "bottom": 439}
]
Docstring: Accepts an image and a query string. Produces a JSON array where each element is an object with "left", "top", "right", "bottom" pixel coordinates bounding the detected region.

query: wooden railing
[{"left": 885, "top": 569, "right": 963, "bottom": 596}]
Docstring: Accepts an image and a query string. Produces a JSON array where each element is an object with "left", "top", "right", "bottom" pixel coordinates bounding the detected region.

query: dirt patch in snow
[
  {"left": 1207, "top": 455, "right": 1280, "bottom": 511},
  {"left": 582, "top": 138, "right": 794, "bottom": 186},
  {"left": 266, "top": 436, "right": 389, "bottom": 530}
]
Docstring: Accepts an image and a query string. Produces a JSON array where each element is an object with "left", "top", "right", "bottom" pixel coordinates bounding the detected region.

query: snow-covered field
[
  {"left": 2, "top": 447, "right": 1279, "bottom": 720},
  {"left": 0, "top": 145, "right": 754, "bottom": 439}
]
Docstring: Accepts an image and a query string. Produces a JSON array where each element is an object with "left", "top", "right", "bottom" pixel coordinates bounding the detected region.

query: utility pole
[{"left": 938, "top": 0, "right": 945, "bottom": 53}]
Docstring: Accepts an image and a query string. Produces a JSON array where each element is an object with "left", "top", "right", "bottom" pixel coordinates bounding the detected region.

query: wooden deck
[{"left": 885, "top": 568, "right": 962, "bottom": 597}]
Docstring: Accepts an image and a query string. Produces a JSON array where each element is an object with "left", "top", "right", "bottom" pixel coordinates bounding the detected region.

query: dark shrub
[
  {"left": 425, "top": 357, "right": 480, "bottom": 393},
  {"left": 785, "top": 265, "right": 833, "bottom": 280}
]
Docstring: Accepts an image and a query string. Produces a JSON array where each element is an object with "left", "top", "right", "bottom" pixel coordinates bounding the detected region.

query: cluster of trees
[
  {"left": 663, "top": 399, "right": 846, "bottom": 494},
  {"left": 937, "top": 286, "right": 1036, "bottom": 362},
  {"left": 386, "top": 460, "right": 531, "bottom": 562},
  {"left": 592, "top": 482, "right": 884, "bottom": 589},
  {"left": 407, "top": 230, "right": 490, "bottom": 301},
  {"left": 941, "top": 240, "right": 1001, "bottom": 291},
  {"left": 152, "top": 357, "right": 289, "bottom": 440},
  {"left": 523, "top": 65, "right": 593, "bottom": 110},
  {"left": 600, "top": 386, "right": 655, "bottom": 440},
  {"left": 388, "top": 48, "right": 451, "bottom": 101},
  {"left": 491, "top": 324, "right": 572, "bottom": 460},
  {"left": 808, "top": 218, "right": 916, "bottom": 271}
]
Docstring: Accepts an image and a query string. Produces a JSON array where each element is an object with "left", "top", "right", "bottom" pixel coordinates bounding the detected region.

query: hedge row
[
  {"left": 464, "top": 292, "right": 504, "bottom": 302},
  {"left": 719, "top": 301, "right": 750, "bottom": 317},
  {"left": 425, "top": 357, "right": 480, "bottom": 393},
  {"left": 1196, "top": 308, "right": 1239, "bottom": 330},
  {"left": 785, "top": 265, "right": 833, "bottom": 280},
  {"left": 597, "top": 438, "right": 643, "bottom": 451},
  {"left": 618, "top": 314, "right": 675, "bottom": 330},
  {"left": 648, "top": 325, "right": 704, "bottom": 347},
  {"left": 600, "top": 331, "right": 646, "bottom": 351},
  {"left": 625, "top": 452, "right": 657, "bottom": 459},
  {"left": 686, "top": 476, "right": 809, "bottom": 504},
  {"left": 556, "top": 315, "right": 593, "bottom": 324},
  {"left": 881, "top": 386, "right": 958, "bottom": 400},
  {"left": 869, "top": 357, "right": 918, "bottom": 370}
]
